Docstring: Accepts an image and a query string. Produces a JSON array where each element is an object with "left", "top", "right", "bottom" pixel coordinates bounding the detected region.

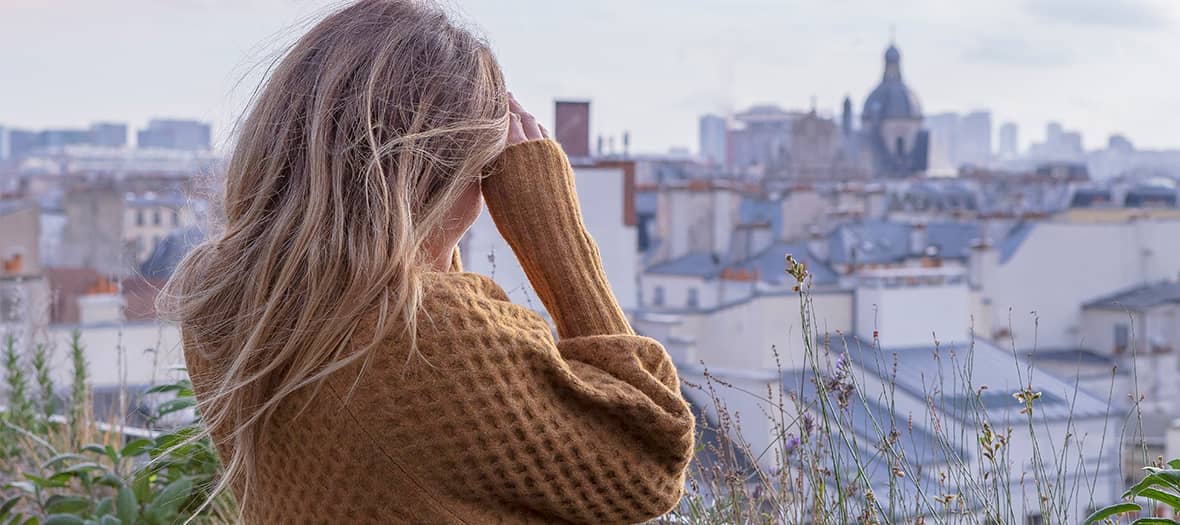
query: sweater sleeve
[
  {"left": 481, "top": 139, "right": 632, "bottom": 338},
  {"left": 394, "top": 291, "right": 696, "bottom": 524}
]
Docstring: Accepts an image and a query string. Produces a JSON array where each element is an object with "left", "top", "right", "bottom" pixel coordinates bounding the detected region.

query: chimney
[
  {"left": 622, "top": 131, "right": 631, "bottom": 158},
  {"left": 554, "top": 100, "right": 590, "bottom": 157},
  {"left": 909, "top": 223, "right": 928, "bottom": 257}
]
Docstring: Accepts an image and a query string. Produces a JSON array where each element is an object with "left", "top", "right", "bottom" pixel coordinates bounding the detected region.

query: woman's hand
[{"left": 507, "top": 93, "right": 549, "bottom": 146}]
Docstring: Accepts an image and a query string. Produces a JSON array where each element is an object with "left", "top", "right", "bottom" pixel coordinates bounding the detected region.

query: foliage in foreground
[
  {"left": 1, "top": 331, "right": 233, "bottom": 525},
  {"left": 1085, "top": 460, "right": 1180, "bottom": 525}
]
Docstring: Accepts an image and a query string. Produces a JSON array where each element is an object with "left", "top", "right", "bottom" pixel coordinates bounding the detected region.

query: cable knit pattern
[{"left": 185, "top": 139, "right": 695, "bottom": 524}]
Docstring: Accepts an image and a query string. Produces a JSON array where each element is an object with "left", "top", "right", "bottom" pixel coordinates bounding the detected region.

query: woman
[{"left": 163, "top": 0, "right": 696, "bottom": 523}]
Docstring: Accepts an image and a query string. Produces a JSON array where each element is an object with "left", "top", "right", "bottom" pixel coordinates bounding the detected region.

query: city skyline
[{"left": 3, "top": 0, "right": 1179, "bottom": 154}]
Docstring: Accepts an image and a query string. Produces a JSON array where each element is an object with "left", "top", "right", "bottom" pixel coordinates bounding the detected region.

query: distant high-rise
[
  {"left": 698, "top": 114, "right": 727, "bottom": 167},
  {"left": 998, "top": 122, "right": 1019, "bottom": 158},
  {"left": 924, "top": 112, "right": 959, "bottom": 173},
  {"left": 136, "top": 119, "right": 211, "bottom": 150},
  {"left": 957, "top": 111, "right": 992, "bottom": 166},
  {"left": 90, "top": 123, "right": 128, "bottom": 148},
  {"left": 1028, "top": 121, "right": 1084, "bottom": 162},
  {"left": 554, "top": 101, "right": 591, "bottom": 158}
]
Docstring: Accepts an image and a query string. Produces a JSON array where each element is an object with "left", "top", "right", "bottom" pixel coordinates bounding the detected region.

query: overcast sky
[{"left": 3, "top": 0, "right": 1179, "bottom": 154}]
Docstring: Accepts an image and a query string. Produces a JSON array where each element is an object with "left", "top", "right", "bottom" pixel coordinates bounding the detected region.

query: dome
[{"left": 862, "top": 44, "right": 921, "bottom": 122}]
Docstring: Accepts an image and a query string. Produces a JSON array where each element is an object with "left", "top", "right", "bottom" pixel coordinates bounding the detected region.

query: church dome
[{"left": 863, "top": 44, "right": 921, "bottom": 122}]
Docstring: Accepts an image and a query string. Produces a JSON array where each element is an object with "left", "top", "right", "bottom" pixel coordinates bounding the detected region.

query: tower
[{"left": 861, "top": 42, "right": 928, "bottom": 177}]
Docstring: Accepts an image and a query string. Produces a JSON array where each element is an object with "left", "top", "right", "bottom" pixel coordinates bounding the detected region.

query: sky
[{"left": 2, "top": 0, "right": 1180, "bottom": 154}]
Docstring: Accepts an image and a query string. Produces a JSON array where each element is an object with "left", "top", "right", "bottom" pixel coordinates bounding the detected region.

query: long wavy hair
[{"left": 160, "top": 0, "right": 508, "bottom": 512}]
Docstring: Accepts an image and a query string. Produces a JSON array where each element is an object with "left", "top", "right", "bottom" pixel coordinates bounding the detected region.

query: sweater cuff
[{"left": 482, "top": 139, "right": 632, "bottom": 338}]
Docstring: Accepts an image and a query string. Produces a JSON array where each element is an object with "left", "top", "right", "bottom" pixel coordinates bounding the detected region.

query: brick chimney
[{"left": 554, "top": 100, "right": 590, "bottom": 157}]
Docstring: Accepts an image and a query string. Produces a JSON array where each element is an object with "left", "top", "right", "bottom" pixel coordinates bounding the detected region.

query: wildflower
[
  {"left": 1013, "top": 387, "right": 1042, "bottom": 415},
  {"left": 784, "top": 434, "right": 801, "bottom": 456}
]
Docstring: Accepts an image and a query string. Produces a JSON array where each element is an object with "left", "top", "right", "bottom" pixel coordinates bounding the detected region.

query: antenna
[{"left": 889, "top": 24, "right": 896, "bottom": 44}]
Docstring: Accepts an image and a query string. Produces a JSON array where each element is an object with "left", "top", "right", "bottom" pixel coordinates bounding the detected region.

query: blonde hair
[{"left": 160, "top": 0, "right": 508, "bottom": 513}]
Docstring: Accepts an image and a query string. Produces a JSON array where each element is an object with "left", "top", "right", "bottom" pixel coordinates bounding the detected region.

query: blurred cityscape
[{"left": 4, "top": 40, "right": 1180, "bottom": 521}]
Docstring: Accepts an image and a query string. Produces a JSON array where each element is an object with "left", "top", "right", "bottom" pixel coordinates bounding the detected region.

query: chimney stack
[{"left": 554, "top": 100, "right": 590, "bottom": 157}]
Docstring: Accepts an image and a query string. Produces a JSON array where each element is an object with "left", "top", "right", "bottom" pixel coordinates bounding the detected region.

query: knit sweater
[{"left": 185, "top": 139, "right": 696, "bottom": 524}]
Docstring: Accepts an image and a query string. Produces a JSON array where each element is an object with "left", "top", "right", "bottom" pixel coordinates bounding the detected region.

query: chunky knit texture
[{"left": 185, "top": 139, "right": 696, "bottom": 524}]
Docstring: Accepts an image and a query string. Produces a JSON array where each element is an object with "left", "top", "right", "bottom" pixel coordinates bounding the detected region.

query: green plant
[
  {"left": 1, "top": 328, "right": 233, "bottom": 525},
  {"left": 1084, "top": 459, "right": 1180, "bottom": 525}
]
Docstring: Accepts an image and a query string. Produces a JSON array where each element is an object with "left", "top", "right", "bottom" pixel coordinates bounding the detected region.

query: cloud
[
  {"left": 1024, "top": 0, "right": 1170, "bottom": 30},
  {"left": 960, "top": 35, "right": 1074, "bottom": 68}
]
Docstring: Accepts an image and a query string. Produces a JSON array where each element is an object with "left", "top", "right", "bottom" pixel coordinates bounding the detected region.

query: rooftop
[{"left": 1083, "top": 281, "right": 1180, "bottom": 312}]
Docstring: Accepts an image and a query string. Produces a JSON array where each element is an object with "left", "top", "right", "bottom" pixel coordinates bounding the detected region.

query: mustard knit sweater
[{"left": 185, "top": 139, "right": 697, "bottom": 524}]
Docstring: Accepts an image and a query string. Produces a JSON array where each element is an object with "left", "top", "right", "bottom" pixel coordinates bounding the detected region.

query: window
[
  {"left": 1114, "top": 323, "right": 1130, "bottom": 354},
  {"left": 895, "top": 136, "right": 905, "bottom": 156},
  {"left": 172, "top": 210, "right": 180, "bottom": 226},
  {"left": 135, "top": 209, "right": 144, "bottom": 226},
  {"left": 687, "top": 288, "right": 699, "bottom": 308},
  {"left": 652, "top": 286, "right": 664, "bottom": 307},
  {"left": 153, "top": 209, "right": 161, "bottom": 226}
]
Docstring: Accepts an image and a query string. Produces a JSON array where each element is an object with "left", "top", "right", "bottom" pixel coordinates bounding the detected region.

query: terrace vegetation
[{"left": 0, "top": 262, "right": 1177, "bottom": 524}]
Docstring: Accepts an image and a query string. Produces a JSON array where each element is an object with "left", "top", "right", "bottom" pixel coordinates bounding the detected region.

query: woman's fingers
[
  {"left": 520, "top": 113, "right": 543, "bottom": 141},
  {"left": 508, "top": 92, "right": 543, "bottom": 141},
  {"left": 539, "top": 123, "right": 550, "bottom": 139},
  {"left": 507, "top": 111, "right": 528, "bottom": 146}
]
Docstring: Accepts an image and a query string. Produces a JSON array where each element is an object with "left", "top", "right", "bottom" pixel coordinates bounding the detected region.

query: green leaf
[
  {"left": 56, "top": 463, "right": 109, "bottom": 477},
  {"left": 1169, "top": 459, "right": 1180, "bottom": 470},
  {"left": 23, "top": 474, "right": 66, "bottom": 489},
  {"left": 119, "top": 439, "right": 154, "bottom": 459},
  {"left": 151, "top": 477, "right": 192, "bottom": 514},
  {"left": 99, "top": 517, "right": 120, "bottom": 525},
  {"left": 94, "top": 497, "right": 113, "bottom": 517},
  {"left": 43, "top": 496, "right": 91, "bottom": 516},
  {"left": 131, "top": 471, "right": 151, "bottom": 504},
  {"left": 1128, "top": 519, "right": 1180, "bottom": 525},
  {"left": 154, "top": 398, "right": 195, "bottom": 418},
  {"left": 115, "top": 488, "right": 136, "bottom": 525},
  {"left": 41, "top": 516, "right": 83, "bottom": 525},
  {"left": 41, "top": 454, "right": 86, "bottom": 470},
  {"left": 1137, "top": 487, "right": 1180, "bottom": 510},
  {"left": 80, "top": 445, "right": 107, "bottom": 456},
  {"left": 1126, "top": 472, "right": 1180, "bottom": 499},
  {"left": 95, "top": 474, "right": 123, "bottom": 489},
  {"left": 1084, "top": 502, "right": 1141, "bottom": 524},
  {"left": 143, "top": 384, "right": 182, "bottom": 395},
  {"left": 2, "top": 481, "right": 35, "bottom": 495},
  {"left": 1, "top": 495, "right": 21, "bottom": 517}
]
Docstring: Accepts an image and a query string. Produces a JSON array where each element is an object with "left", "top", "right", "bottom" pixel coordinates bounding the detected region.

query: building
[
  {"left": 698, "top": 114, "right": 727, "bottom": 167},
  {"left": 1, "top": 200, "right": 51, "bottom": 345},
  {"left": 123, "top": 192, "right": 198, "bottom": 264},
  {"left": 1028, "top": 121, "right": 1084, "bottom": 162},
  {"left": 958, "top": 111, "right": 992, "bottom": 166},
  {"left": 0, "top": 122, "right": 131, "bottom": 160},
  {"left": 924, "top": 112, "right": 959, "bottom": 174},
  {"left": 136, "top": 119, "right": 212, "bottom": 150},
  {"left": 858, "top": 43, "right": 929, "bottom": 178},
  {"left": 998, "top": 121, "right": 1019, "bottom": 159},
  {"left": 90, "top": 122, "right": 128, "bottom": 148},
  {"left": 924, "top": 111, "right": 994, "bottom": 173},
  {"left": 727, "top": 105, "right": 798, "bottom": 178}
]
